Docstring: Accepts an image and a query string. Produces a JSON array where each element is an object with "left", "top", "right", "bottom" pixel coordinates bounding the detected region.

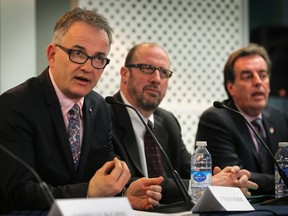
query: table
[{"left": 3, "top": 205, "right": 288, "bottom": 216}]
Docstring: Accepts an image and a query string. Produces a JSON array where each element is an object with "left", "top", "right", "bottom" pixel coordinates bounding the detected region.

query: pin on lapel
[
  {"left": 269, "top": 127, "right": 274, "bottom": 134},
  {"left": 89, "top": 108, "right": 92, "bottom": 112}
]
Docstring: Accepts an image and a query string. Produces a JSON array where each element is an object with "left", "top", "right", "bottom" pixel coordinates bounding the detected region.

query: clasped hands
[
  {"left": 87, "top": 158, "right": 258, "bottom": 211},
  {"left": 87, "top": 157, "right": 163, "bottom": 210},
  {"left": 212, "top": 165, "right": 258, "bottom": 197}
]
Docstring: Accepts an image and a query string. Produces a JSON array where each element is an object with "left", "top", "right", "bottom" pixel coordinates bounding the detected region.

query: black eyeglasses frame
[
  {"left": 126, "top": 64, "right": 173, "bottom": 79},
  {"left": 56, "top": 44, "right": 110, "bottom": 69}
]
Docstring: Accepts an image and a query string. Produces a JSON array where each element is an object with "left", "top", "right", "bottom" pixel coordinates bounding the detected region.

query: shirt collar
[
  {"left": 49, "top": 69, "right": 84, "bottom": 116},
  {"left": 234, "top": 101, "right": 262, "bottom": 123},
  {"left": 120, "top": 91, "right": 154, "bottom": 126}
]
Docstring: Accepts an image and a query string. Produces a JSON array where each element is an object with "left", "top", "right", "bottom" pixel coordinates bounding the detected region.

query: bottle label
[
  {"left": 275, "top": 167, "right": 288, "bottom": 184},
  {"left": 284, "top": 168, "right": 288, "bottom": 176},
  {"left": 191, "top": 171, "right": 212, "bottom": 187}
]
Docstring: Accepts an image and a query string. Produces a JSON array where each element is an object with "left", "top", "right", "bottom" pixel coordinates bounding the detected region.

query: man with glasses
[
  {"left": 196, "top": 44, "right": 288, "bottom": 195},
  {"left": 0, "top": 8, "right": 163, "bottom": 214},
  {"left": 110, "top": 42, "right": 258, "bottom": 204}
]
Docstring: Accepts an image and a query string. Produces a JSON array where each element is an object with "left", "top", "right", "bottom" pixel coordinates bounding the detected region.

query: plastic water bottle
[
  {"left": 190, "top": 141, "right": 212, "bottom": 204},
  {"left": 275, "top": 142, "right": 288, "bottom": 198}
]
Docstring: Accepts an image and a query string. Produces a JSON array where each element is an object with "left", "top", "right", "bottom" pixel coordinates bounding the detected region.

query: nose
[
  {"left": 80, "top": 59, "right": 94, "bottom": 72},
  {"left": 150, "top": 69, "right": 162, "bottom": 83},
  {"left": 253, "top": 73, "right": 262, "bottom": 85}
]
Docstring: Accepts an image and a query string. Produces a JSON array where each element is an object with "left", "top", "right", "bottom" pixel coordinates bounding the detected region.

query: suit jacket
[
  {"left": 111, "top": 92, "right": 191, "bottom": 203},
  {"left": 0, "top": 68, "right": 115, "bottom": 213},
  {"left": 195, "top": 99, "right": 288, "bottom": 195}
]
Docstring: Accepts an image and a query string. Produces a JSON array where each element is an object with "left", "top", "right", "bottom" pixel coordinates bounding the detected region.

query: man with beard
[{"left": 110, "top": 42, "right": 258, "bottom": 204}]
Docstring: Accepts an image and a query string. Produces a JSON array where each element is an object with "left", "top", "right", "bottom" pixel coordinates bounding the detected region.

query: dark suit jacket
[
  {"left": 111, "top": 92, "right": 191, "bottom": 203},
  {"left": 195, "top": 99, "right": 288, "bottom": 195},
  {"left": 0, "top": 68, "right": 115, "bottom": 213}
]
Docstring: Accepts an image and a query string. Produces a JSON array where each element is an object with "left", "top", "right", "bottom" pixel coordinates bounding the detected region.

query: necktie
[
  {"left": 251, "top": 118, "right": 272, "bottom": 173},
  {"left": 144, "top": 120, "right": 163, "bottom": 177},
  {"left": 68, "top": 104, "right": 81, "bottom": 169}
]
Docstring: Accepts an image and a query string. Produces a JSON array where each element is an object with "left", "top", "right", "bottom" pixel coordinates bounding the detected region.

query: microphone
[
  {"left": 0, "top": 145, "right": 55, "bottom": 207},
  {"left": 105, "top": 96, "right": 194, "bottom": 213},
  {"left": 213, "top": 101, "right": 288, "bottom": 190}
]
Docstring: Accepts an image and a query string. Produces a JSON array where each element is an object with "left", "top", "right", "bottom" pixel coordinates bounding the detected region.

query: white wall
[
  {"left": 0, "top": 0, "right": 249, "bottom": 151},
  {"left": 0, "top": 0, "right": 36, "bottom": 93},
  {"left": 79, "top": 0, "right": 249, "bottom": 151}
]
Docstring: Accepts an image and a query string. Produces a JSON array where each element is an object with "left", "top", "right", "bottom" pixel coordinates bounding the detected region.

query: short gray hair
[{"left": 52, "top": 7, "right": 113, "bottom": 45}]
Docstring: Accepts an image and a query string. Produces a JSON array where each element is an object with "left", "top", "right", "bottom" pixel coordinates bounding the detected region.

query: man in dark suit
[
  {"left": 196, "top": 43, "right": 288, "bottom": 195},
  {"left": 0, "top": 8, "right": 163, "bottom": 214},
  {"left": 111, "top": 42, "right": 258, "bottom": 204}
]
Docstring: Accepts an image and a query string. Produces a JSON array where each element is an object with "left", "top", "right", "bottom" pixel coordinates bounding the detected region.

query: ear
[
  {"left": 226, "top": 81, "right": 235, "bottom": 97},
  {"left": 46, "top": 44, "right": 56, "bottom": 67},
  {"left": 120, "top": 66, "right": 130, "bottom": 83}
]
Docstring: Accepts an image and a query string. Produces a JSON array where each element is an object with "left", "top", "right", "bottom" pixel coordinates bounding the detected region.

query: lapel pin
[
  {"left": 269, "top": 127, "right": 274, "bottom": 134},
  {"left": 89, "top": 108, "right": 92, "bottom": 112}
]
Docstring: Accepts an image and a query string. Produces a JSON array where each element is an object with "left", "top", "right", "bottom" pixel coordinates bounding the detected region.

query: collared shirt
[
  {"left": 236, "top": 104, "right": 266, "bottom": 153},
  {"left": 120, "top": 91, "right": 154, "bottom": 177},
  {"left": 49, "top": 69, "right": 84, "bottom": 147}
]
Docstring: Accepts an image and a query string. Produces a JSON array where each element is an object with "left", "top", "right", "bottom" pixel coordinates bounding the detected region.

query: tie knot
[
  {"left": 252, "top": 118, "right": 262, "bottom": 129},
  {"left": 147, "top": 120, "right": 153, "bottom": 130},
  {"left": 251, "top": 118, "right": 261, "bottom": 127},
  {"left": 69, "top": 104, "right": 80, "bottom": 116}
]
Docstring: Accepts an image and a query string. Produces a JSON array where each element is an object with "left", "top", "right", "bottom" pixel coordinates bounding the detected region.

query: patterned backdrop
[{"left": 79, "top": 0, "right": 248, "bottom": 152}]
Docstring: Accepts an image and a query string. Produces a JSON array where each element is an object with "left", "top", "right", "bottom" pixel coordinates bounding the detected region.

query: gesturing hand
[
  {"left": 87, "top": 157, "right": 131, "bottom": 197},
  {"left": 125, "top": 176, "right": 164, "bottom": 210}
]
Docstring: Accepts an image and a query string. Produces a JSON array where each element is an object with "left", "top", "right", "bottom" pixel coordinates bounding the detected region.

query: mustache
[{"left": 143, "top": 84, "right": 160, "bottom": 91}]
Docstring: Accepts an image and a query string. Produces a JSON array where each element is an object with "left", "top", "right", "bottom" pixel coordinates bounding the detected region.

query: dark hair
[
  {"left": 223, "top": 43, "right": 271, "bottom": 97},
  {"left": 52, "top": 7, "right": 113, "bottom": 45}
]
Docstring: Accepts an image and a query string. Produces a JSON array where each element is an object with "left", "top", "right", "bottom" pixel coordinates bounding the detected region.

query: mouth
[
  {"left": 74, "top": 76, "right": 91, "bottom": 84},
  {"left": 144, "top": 86, "right": 161, "bottom": 96},
  {"left": 251, "top": 91, "right": 265, "bottom": 99}
]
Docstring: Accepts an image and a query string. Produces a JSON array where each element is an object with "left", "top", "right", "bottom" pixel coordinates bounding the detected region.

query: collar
[
  {"left": 49, "top": 69, "right": 84, "bottom": 116},
  {"left": 233, "top": 101, "right": 262, "bottom": 123},
  {"left": 120, "top": 91, "right": 154, "bottom": 129}
]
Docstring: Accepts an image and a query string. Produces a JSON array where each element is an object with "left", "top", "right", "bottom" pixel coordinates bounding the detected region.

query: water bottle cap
[
  {"left": 278, "top": 142, "right": 288, "bottom": 147},
  {"left": 196, "top": 141, "right": 207, "bottom": 147}
]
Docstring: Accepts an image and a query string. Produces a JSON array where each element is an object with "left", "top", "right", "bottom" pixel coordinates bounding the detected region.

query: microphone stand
[
  {"left": 213, "top": 101, "right": 288, "bottom": 205},
  {"left": 0, "top": 145, "right": 55, "bottom": 206},
  {"left": 106, "top": 96, "right": 194, "bottom": 213}
]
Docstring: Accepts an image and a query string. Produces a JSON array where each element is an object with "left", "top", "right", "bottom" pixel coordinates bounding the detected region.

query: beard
[{"left": 126, "top": 76, "right": 163, "bottom": 112}]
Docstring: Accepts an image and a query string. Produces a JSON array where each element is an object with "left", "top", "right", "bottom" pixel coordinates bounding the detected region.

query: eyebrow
[
  {"left": 240, "top": 70, "right": 252, "bottom": 74},
  {"left": 72, "top": 44, "right": 107, "bottom": 57}
]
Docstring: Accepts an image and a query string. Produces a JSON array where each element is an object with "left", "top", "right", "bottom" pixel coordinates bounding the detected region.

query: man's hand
[
  {"left": 212, "top": 166, "right": 258, "bottom": 197},
  {"left": 87, "top": 157, "right": 131, "bottom": 197},
  {"left": 125, "top": 176, "right": 164, "bottom": 211}
]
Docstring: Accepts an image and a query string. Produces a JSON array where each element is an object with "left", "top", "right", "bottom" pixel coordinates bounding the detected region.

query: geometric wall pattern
[{"left": 79, "top": 0, "right": 248, "bottom": 152}]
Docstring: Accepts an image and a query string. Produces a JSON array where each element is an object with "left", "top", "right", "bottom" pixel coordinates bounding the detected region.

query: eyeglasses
[
  {"left": 126, "top": 64, "right": 173, "bottom": 79},
  {"left": 56, "top": 44, "right": 110, "bottom": 69}
]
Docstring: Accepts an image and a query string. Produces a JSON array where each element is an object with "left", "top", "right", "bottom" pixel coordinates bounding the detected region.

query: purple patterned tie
[
  {"left": 68, "top": 104, "right": 81, "bottom": 169},
  {"left": 144, "top": 120, "right": 163, "bottom": 177}
]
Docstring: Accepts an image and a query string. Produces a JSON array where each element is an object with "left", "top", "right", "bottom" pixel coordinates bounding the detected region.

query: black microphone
[
  {"left": 105, "top": 96, "right": 194, "bottom": 213},
  {"left": 0, "top": 145, "right": 55, "bottom": 207},
  {"left": 213, "top": 101, "right": 288, "bottom": 190}
]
